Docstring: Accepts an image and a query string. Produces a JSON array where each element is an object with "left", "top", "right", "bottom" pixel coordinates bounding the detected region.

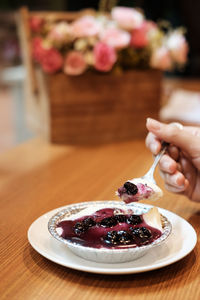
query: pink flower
[
  {"left": 29, "top": 16, "right": 44, "bottom": 33},
  {"left": 167, "top": 31, "right": 188, "bottom": 64},
  {"left": 150, "top": 46, "right": 172, "bottom": 71},
  {"left": 130, "top": 21, "right": 157, "bottom": 48},
  {"left": 32, "top": 37, "right": 46, "bottom": 63},
  {"left": 32, "top": 37, "right": 63, "bottom": 73},
  {"left": 47, "top": 22, "right": 72, "bottom": 45},
  {"left": 41, "top": 48, "right": 63, "bottom": 73},
  {"left": 94, "top": 42, "right": 117, "bottom": 72},
  {"left": 64, "top": 51, "right": 87, "bottom": 75},
  {"left": 70, "top": 16, "right": 100, "bottom": 38},
  {"left": 111, "top": 7, "right": 143, "bottom": 31},
  {"left": 100, "top": 27, "right": 131, "bottom": 49}
]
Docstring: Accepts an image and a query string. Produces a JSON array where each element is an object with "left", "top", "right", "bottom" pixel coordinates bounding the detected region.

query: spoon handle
[{"left": 142, "top": 142, "right": 169, "bottom": 184}]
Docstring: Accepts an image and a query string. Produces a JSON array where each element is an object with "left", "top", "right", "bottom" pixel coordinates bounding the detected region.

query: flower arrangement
[{"left": 30, "top": 6, "right": 188, "bottom": 75}]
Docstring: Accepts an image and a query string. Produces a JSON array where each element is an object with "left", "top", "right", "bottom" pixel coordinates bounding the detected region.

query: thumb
[{"left": 146, "top": 118, "right": 200, "bottom": 158}]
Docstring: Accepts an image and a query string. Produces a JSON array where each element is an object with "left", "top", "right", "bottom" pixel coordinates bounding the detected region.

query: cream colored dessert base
[
  {"left": 129, "top": 178, "right": 163, "bottom": 201},
  {"left": 143, "top": 207, "right": 163, "bottom": 232}
]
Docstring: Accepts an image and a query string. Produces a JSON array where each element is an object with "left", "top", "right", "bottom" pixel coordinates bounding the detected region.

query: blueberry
[
  {"left": 127, "top": 215, "right": 142, "bottom": 225},
  {"left": 130, "top": 227, "right": 152, "bottom": 240},
  {"left": 117, "top": 230, "right": 133, "bottom": 244},
  {"left": 124, "top": 182, "right": 138, "bottom": 195},
  {"left": 114, "top": 214, "right": 127, "bottom": 223},
  {"left": 73, "top": 222, "right": 88, "bottom": 235},
  {"left": 99, "top": 217, "right": 118, "bottom": 228},
  {"left": 104, "top": 230, "right": 133, "bottom": 246},
  {"left": 83, "top": 217, "right": 96, "bottom": 227},
  {"left": 104, "top": 231, "right": 119, "bottom": 245}
]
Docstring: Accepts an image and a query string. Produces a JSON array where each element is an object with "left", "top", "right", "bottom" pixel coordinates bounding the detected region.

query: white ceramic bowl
[{"left": 48, "top": 201, "right": 172, "bottom": 263}]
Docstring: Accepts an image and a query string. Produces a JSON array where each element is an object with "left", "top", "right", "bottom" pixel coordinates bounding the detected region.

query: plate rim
[{"left": 27, "top": 201, "right": 197, "bottom": 275}]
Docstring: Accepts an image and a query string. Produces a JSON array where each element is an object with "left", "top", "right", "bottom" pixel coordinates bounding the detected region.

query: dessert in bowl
[{"left": 48, "top": 201, "right": 172, "bottom": 263}]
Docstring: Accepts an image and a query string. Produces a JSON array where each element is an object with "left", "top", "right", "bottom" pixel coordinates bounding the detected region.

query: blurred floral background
[
  {"left": 0, "top": 0, "right": 200, "bottom": 152},
  {"left": 30, "top": 8, "right": 188, "bottom": 75}
]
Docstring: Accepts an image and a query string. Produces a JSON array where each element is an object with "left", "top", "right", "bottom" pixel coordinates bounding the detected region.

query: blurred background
[{"left": 0, "top": 0, "right": 200, "bottom": 153}]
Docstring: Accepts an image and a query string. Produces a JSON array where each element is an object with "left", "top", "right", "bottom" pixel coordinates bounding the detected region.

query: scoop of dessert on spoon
[{"left": 117, "top": 142, "right": 168, "bottom": 203}]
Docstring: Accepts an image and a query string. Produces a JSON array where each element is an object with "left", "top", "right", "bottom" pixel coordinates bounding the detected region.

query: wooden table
[{"left": 1, "top": 138, "right": 200, "bottom": 300}]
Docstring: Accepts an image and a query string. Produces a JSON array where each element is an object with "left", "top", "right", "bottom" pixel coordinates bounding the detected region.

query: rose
[
  {"left": 130, "top": 23, "right": 149, "bottom": 48},
  {"left": 32, "top": 37, "right": 46, "bottom": 63},
  {"left": 32, "top": 37, "right": 63, "bottom": 72},
  {"left": 94, "top": 42, "right": 117, "bottom": 72},
  {"left": 41, "top": 48, "right": 63, "bottom": 73},
  {"left": 70, "top": 16, "right": 101, "bottom": 38},
  {"left": 29, "top": 16, "right": 44, "bottom": 33},
  {"left": 167, "top": 31, "right": 188, "bottom": 64},
  {"left": 150, "top": 46, "right": 172, "bottom": 71},
  {"left": 100, "top": 27, "right": 131, "bottom": 49},
  {"left": 130, "top": 21, "right": 157, "bottom": 48},
  {"left": 47, "top": 22, "right": 72, "bottom": 46},
  {"left": 111, "top": 7, "right": 143, "bottom": 31},
  {"left": 64, "top": 51, "right": 87, "bottom": 75}
]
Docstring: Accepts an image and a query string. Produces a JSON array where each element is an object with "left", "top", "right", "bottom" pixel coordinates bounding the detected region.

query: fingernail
[
  {"left": 169, "top": 122, "right": 183, "bottom": 130},
  {"left": 146, "top": 118, "right": 161, "bottom": 131}
]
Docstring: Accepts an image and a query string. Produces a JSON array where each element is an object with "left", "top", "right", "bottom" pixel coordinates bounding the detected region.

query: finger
[
  {"left": 164, "top": 180, "right": 189, "bottom": 193},
  {"left": 159, "top": 155, "right": 177, "bottom": 174},
  {"left": 159, "top": 170, "right": 186, "bottom": 187},
  {"left": 180, "top": 156, "right": 196, "bottom": 182},
  {"left": 146, "top": 118, "right": 200, "bottom": 159},
  {"left": 167, "top": 145, "right": 180, "bottom": 161},
  {"left": 179, "top": 157, "right": 197, "bottom": 199},
  {"left": 145, "top": 132, "right": 161, "bottom": 155}
]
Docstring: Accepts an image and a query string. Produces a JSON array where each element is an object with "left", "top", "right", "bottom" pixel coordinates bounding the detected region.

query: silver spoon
[
  {"left": 140, "top": 142, "right": 168, "bottom": 184},
  {"left": 117, "top": 142, "right": 168, "bottom": 203}
]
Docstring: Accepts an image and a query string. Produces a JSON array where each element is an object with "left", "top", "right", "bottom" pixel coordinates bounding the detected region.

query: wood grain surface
[{"left": 0, "top": 138, "right": 200, "bottom": 300}]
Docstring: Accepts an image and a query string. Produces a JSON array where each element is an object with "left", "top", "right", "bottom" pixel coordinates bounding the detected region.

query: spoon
[
  {"left": 140, "top": 142, "right": 169, "bottom": 184},
  {"left": 117, "top": 142, "right": 169, "bottom": 203}
]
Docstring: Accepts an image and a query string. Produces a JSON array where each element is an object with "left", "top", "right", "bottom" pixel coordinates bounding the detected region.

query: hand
[{"left": 145, "top": 118, "right": 200, "bottom": 202}]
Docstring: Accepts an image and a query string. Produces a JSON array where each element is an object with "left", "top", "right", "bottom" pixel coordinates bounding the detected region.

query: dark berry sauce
[{"left": 57, "top": 208, "right": 162, "bottom": 249}]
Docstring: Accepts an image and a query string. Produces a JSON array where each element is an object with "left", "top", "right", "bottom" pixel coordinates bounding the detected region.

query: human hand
[{"left": 146, "top": 118, "right": 200, "bottom": 202}]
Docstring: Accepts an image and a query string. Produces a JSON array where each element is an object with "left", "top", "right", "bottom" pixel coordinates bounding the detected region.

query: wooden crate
[{"left": 17, "top": 7, "right": 162, "bottom": 145}]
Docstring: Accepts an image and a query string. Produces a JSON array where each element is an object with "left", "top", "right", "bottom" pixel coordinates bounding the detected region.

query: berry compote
[{"left": 56, "top": 208, "right": 162, "bottom": 249}]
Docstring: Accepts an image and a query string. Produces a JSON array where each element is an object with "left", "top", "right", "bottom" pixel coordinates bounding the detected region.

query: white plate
[{"left": 28, "top": 204, "right": 197, "bottom": 275}]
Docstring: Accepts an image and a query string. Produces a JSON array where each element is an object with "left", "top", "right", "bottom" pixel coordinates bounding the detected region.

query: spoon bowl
[{"left": 117, "top": 143, "right": 168, "bottom": 203}]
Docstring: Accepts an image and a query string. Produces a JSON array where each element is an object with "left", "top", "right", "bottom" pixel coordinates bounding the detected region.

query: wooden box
[{"left": 18, "top": 8, "right": 162, "bottom": 145}]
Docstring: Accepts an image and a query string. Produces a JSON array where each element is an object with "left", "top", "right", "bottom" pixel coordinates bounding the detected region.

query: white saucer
[{"left": 28, "top": 204, "right": 197, "bottom": 275}]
